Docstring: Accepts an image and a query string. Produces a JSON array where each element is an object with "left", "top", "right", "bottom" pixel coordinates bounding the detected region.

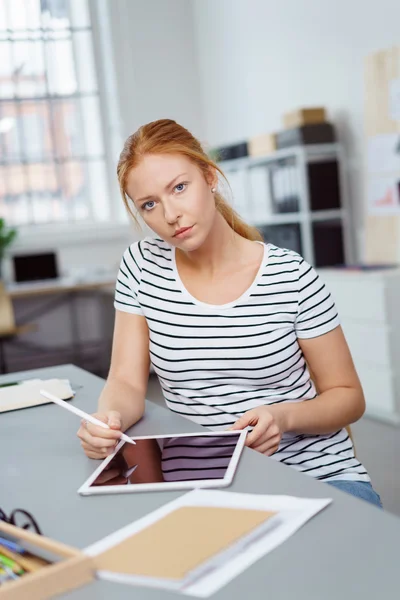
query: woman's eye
[
  {"left": 142, "top": 200, "right": 155, "bottom": 211},
  {"left": 174, "top": 182, "right": 187, "bottom": 193}
]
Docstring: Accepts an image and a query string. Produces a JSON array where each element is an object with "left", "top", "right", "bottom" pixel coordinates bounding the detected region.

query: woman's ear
[{"left": 206, "top": 167, "right": 218, "bottom": 190}]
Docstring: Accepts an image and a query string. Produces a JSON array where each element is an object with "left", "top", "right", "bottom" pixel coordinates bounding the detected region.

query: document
[{"left": 85, "top": 488, "right": 331, "bottom": 597}]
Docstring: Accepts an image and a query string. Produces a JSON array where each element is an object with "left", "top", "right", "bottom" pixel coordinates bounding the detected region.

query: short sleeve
[
  {"left": 114, "top": 242, "right": 144, "bottom": 316},
  {"left": 295, "top": 259, "right": 340, "bottom": 339}
]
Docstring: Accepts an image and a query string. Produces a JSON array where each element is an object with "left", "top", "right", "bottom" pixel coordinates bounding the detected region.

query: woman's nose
[{"left": 163, "top": 201, "right": 182, "bottom": 224}]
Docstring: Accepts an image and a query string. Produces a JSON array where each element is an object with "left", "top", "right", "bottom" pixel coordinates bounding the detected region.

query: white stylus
[{"left": 39, "top": 389, "right": 136, "bottom": 445}]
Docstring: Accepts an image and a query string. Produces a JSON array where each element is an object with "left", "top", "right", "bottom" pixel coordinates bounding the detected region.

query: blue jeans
[{"left": 326, "top": 480, "right": 382, "bottom": 508}]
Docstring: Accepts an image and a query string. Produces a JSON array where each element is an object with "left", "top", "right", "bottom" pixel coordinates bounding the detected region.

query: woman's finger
[
  {"left": 246, "top": 415, "right": 273, "bottom": 446},
  {"left": 252, "top": 424, "right": 280, "bottom": 451},
  {"left": 80, "top": 441, "right": 108, "bottom": 458},
  {"left": 78, "top": 429, "right": 118, "bottom": 450},
  {"left": 83, "top": 420, "right": 122, "bottom": 440},
  {"left": 84, "top": 449, "right": 108, "bottom": 460},
  {"left": 80, "top": 440, "right": 113, "bottom": 455},
  {"left": 254, "top": 435, "right": 281, "bottom": 456}
]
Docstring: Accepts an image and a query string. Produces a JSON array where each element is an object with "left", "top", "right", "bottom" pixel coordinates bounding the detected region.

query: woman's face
[{"left": 126, "top": 153, "right": 217, "bottom": 250}]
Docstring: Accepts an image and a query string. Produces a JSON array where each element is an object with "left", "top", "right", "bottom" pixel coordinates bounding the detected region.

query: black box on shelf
[
  {"left": 215, "top": 142, "right": 248, "bottom": 161},
  {"left": 313, "top": 220, "right": 345, "bottom": 267},
  {"left": 308, "top": 160, "right": 341, "bottom": 211},
  {"left": 259, "top": 224, "right": 303, "bottom": 256},
  {"left": 276, "top": 124, "right": 335, "bottom": 149}
]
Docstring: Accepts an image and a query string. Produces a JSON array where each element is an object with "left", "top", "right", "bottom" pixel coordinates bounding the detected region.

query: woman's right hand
[{"left": 77, "top": 411, "right": 123, "bottom": 459}]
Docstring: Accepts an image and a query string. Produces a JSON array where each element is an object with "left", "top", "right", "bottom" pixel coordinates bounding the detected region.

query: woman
[{"left": 77, "top": 119, "right": 381, "bottom": 507}]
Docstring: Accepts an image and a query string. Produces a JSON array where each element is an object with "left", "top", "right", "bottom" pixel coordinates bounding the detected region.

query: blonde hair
[{"left": 117, "top": 119, "right": 262, "bottom": 242}]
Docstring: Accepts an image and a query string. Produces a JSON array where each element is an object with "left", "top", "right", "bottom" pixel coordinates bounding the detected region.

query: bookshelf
[{"left": 219, "top": 143, "right": 352, "bottom": 266}]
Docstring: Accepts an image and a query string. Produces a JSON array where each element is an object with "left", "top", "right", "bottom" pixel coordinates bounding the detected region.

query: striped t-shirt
[{"left": 114, "top": 237, "right": 369, "bottom": 483}]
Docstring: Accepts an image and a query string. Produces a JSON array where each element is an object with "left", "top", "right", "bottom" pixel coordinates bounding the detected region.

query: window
[{"left": 0, "top": 0, "right": 111, "bottom": 226}]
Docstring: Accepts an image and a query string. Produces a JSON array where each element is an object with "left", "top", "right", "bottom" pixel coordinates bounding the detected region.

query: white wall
[
  {"left": 108, "top": 0, "right": 204, "bottom": 140},
  {"left": 192, "top": 0, "right": 400, "bottom": 260}
]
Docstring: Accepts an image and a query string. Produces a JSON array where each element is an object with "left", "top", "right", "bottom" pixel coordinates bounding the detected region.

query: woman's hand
[
  {"left": 231, "top": 406, "right": 287, "bottom": 456},
  {"left": 77, "top": 411, "right": 123, "bottom": 459}
]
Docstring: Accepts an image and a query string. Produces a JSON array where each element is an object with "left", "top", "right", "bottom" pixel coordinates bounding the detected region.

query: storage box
[
  {"left": 259, "top": 224, "right": 303, "bottom": 256},
  {"left": 276, "top": 123, "right": 335, "bottom": 149},
  {"left": 312, "top": 220, "right": 345, "bottom": 267},
  {"left": 283, "top": 107, "right": 326, "bottom": 129},
  {"left": 214, "top": 142, "right": 248, "bottom": 161},
  {"left": 307, "top": 160, "right": 341, "bottom": 210},
  {"left": 0, "top": 521, "right": 93, "bottom": 600},
  {"left": 248, "top": 133, "right": 277, "bottom": 157}
]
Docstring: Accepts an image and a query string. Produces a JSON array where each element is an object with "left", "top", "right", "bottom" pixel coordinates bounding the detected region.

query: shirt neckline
[{"left": 171, "top": 241, "right": 269, "bottom": 310}]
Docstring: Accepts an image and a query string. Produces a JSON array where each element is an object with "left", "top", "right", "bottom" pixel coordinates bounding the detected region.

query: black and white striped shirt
[{"left": 114, "top": 237, "right": 369, "bottom": 483}]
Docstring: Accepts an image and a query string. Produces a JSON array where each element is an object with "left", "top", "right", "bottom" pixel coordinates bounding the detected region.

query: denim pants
[{"left": 326, "top": 480, "right": 382, "bottom": 508}]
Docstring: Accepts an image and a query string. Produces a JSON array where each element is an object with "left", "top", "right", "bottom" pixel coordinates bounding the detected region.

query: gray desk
[
  {"left": 4, "top": 277, "right": 115, "bottom": 375},
  {"left": 6, "top": 274, "right": 115, "bottom": 299},
  {"left": 1, "top": 364, "right": 399, "bottom": 599}
]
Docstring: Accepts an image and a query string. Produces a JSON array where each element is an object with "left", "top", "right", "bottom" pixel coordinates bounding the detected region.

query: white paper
[
  {"left": 367, "top": 134, "right": 400, "bottom": 174},
  {"left": 85, "top": 489, "right": 331, "bottom": 597},
  {"left": 0, "top": 379, "right": 74, "bottom": 411},
  {"left": 389, "top": 79, "right": 400, "bottom": 121},
  {"left": 368, "top": 175, "right": 400, "bottom": 214}
]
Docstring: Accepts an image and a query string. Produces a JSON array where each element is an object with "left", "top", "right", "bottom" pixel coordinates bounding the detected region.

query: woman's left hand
[{"left": 230, "top": 406, "right": 286, "bottom": 455}]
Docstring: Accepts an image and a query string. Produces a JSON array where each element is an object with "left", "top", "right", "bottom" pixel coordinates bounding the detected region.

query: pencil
[{"left": 39, "top": 389, "right": 136, "bottom": 445}]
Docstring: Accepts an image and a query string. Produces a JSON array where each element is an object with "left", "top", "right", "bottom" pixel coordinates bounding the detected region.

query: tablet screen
[{"left": 89, "top": 433, "right": 242, "bottom": 488}]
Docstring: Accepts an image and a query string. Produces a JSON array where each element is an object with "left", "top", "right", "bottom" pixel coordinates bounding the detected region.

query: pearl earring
[{"left": 211, "top": 187, "right": 216, "bottom": 193}]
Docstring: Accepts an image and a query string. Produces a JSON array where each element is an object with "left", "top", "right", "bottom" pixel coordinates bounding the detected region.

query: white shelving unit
[
  {"left": 320, "top": 266, "right": 400, "bottom": 424},
  {"left": 219, "top": 143, "right": 353, "bottom": 266}
]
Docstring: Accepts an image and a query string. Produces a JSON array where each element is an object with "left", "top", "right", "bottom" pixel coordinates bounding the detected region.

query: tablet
[{"left": 78, "top": 430, "right": 247, "bottom": 496}]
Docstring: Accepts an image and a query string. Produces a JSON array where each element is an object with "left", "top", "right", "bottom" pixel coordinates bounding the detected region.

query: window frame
[{"left": 0, "top": 0, "right": 127, "bottom": 246}]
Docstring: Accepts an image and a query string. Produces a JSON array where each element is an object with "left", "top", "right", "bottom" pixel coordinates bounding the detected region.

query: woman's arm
[
  {"left": 97, "top": 310, "right": 151, "bottom": 431},
  {"left": 78, "top": 310, "right": 150, "bottom": 459},
  {"left": 272, "top": 326, "right": 365, "bottom": 434},
  {"left": 232, "top": 326, "right": 365, "bottom": 454}
]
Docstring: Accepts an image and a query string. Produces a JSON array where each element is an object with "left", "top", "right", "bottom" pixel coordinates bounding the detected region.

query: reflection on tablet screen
[{"left": 90, "top": 434, "right": 241, "bottom": 487}]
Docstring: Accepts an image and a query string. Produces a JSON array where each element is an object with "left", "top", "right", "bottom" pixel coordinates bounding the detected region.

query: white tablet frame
[{"left": 78, "top": 430, "right": 248, "bottom": 496}]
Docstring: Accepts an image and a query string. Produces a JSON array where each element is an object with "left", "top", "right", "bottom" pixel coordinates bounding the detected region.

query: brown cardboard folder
[
  {"left": 94, "top": 506, "right": 276, "bottom": 582},
  {"left": 0, "top": 506, "right": 276, "bottom": 598}
]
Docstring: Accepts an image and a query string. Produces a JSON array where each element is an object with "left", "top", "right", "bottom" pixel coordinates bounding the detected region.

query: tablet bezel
[{"left": 78, "top": 430, "right": 248, "bottom": 496}]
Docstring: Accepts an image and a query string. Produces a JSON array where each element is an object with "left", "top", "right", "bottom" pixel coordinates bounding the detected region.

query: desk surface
[
  {"left": 1, "top": 364, "right": 399, "bottom": 600},
  {"left": 6, "top": 274, "right": 115, "bottom": 298}
]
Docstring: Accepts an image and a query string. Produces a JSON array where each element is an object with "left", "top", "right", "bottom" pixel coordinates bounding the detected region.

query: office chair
[{"left": 0, "top": 282, "right": 36, "bottom": 374}]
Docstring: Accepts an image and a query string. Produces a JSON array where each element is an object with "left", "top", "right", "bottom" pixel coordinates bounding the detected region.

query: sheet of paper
[
  {"left": 85, "top": 489, "right": 331, "bottom": 597},
  {"left": 367, "top": 133, "right": 400, "bottom": 175},
  {"left": 368, "top": 175, "right": 400, "bottom": 215},
  {"left": 0, "top": 379, "right": 74, "bottom": 412}
]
